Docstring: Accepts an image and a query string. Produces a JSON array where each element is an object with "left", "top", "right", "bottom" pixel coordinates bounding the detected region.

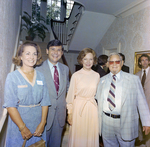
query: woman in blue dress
[{"left": 3, "top": 41, "right": 51, "bottom": 147}]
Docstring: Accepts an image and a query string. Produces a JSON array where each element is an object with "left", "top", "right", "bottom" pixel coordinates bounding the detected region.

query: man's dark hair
[
  {"left": 98, "top": 55, "right": 108, "bottom": 65},
  {"left": 118, "top": 53, "right": 125, "bottom": 62},
  {"left": 47, "top": 39, "right": 64, "bottom": 51},
  {"left": 138, "top": 54, "right": 150, "bottom": 68}
]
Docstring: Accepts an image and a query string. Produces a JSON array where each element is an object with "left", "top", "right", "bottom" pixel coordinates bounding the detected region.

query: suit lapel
[
  {"left": 145, "top": 68, "right": 150, "bottom": 84},
  {"left": 138, "top": 70, "right": 142, "bottom": 80},
  {"left": 97, "top": 75, "right": 108, "bottom": 111},
  {"left": 121, "top": 72, "right": 130, "bottom": 106},
  {"left": 100, "top": 74, "right": 111, "bottom": 102},
  {"left": 58, "top": 63, "right": 64, "bottom": 96},
  {"left": 44, "top": 60, "right": 57, "bottom": 96}
]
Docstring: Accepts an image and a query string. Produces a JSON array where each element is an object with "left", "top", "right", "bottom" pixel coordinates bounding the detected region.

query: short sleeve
[{"left": 3, "top": 73, "right": 18, "bottom": 108}]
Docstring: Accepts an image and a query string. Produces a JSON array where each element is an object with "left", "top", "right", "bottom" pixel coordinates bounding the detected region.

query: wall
[
  {"left": 64, "top": 52, "right": 79, "bottom": 74},
  {"left": 0, "top": 0, "right": 22, "bottom": 145},
  {"left": 99, "top": 6, "right": 150, "bottom": 74},
  {"left": 69, "top": 11, "right": 115, "bottom": 52}
]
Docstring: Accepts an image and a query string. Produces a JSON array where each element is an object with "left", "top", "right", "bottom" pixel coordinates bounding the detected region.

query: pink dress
[{"left": 66, "top": 68, "right": 100, "bottom": 147}]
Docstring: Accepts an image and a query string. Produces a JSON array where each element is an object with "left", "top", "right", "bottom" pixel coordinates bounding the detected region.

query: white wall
[
  {"left": 69, "top": 11, "right": 115, "bottom": 52},
  {"left": 64, "top": 52, "right": 79, "bottom": 74},
  {"left": 99, "top": 6, "right": 150, "bottom": 74},
  {"left": 0, "top": 0, "right": 22, "bottom": 145}
]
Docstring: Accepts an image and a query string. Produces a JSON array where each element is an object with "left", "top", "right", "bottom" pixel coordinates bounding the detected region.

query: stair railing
[{"left": 51, "top": 2, "right": 84, "bottom": 46}]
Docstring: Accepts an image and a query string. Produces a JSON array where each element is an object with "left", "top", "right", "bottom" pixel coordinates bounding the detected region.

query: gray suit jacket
[
  {"left": 36, "top": 59, "right": 69, "bottom": 130},
  {"left": 96, "top": 71, "right": 150, "bottom": 140},
  {"left": 136, "top": 68, "right": 150, "bottom": 110}
]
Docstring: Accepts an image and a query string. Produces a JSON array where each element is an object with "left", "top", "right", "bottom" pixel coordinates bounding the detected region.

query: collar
[
  {"left": 142, "top": 66, "right": 149, "bottom": 73},
  {"left": 100, "top": 65, "right": 104, "bottom": 69},
  {"left": 47, "top": 59, "right": 59, "bottom": 70},
  {"left": 110, "top": 70, "right": 121, "bottom": 80}
]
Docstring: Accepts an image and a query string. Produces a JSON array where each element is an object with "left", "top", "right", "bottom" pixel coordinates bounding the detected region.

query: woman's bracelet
[{"left": 19, "top": 123, "right": 26, "bottom": 132}]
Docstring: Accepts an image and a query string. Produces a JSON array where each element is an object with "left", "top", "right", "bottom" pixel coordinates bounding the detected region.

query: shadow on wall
[{"left": 0, "top": 115, "right": 8, "bottom": 146}]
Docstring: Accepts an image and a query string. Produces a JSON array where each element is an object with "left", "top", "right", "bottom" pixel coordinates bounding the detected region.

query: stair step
[
  {"left": 75, "top": 13, "right": 80, "bottom": 17},
  {"left": 68, "top": 34, "right": 72, "bottom": 36},
  {"left": 72, "top": 20, "right": 77, "bottom": 24},
  {"left": 78, "top": 5, "right": 82, "bottom": 9},
  {"left": 70, "top": 27, "right": 74, "bottom": 31}
]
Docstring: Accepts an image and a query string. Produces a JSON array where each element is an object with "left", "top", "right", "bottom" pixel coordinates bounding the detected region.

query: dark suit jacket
[
  {"left": 122, "top": 64, "right": 129, "bottom": 73},
  {"left": 96, "top": 65, "right": 107, "bottom": 77}
]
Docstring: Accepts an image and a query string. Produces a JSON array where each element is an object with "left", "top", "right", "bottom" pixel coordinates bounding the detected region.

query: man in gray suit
[
  {"left": 96, "top": 53, "right": 150, "bottom": 147},
  {"left": 136, "top": 54, "right": 150, "bottom": 146},
  {"left": 36, "top": 39, "right": 69, "bottom": 147}
]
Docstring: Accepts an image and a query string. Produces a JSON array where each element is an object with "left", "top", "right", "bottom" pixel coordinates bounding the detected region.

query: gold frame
[{"left": 134, "top": 50, "right": 150, "bottom": 74}]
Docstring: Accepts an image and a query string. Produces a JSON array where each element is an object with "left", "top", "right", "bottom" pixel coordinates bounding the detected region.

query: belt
[
  {"left": 19, "top": 103, "right": 40, "bottom": 108},
  {"left": 103, "top": 112, "right": 120, "bottom": 119},
  {"left": 77, "top": 97, "right": 97, "bottom": 116}
]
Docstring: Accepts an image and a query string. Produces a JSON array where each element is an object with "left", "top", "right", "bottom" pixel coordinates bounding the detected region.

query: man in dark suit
[
  {"left": 96, "top": 54, "right": 108, "bottom": 77},
  {"left": 36, "top": 39, "right": 69, "bottom": 147},
  {"left": 119, "top": 53, "right": 129, "bottom": 73}
]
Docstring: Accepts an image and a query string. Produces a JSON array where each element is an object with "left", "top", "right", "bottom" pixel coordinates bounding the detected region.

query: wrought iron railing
[{"left": 51, "top": 2, "right": 84, "bottom": 46}]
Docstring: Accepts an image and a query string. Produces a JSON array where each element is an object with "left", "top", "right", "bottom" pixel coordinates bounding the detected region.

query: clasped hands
[
  {"left": 21, "top": 122, "right": 45, "bottom": 140},
  {"left": 143, "top": 126, "right": 150, "bottom": 135}
]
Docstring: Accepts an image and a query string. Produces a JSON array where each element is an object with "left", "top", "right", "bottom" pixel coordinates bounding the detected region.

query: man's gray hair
[{"left": 107, "top": 52, "right": 122, "bottom": 61}]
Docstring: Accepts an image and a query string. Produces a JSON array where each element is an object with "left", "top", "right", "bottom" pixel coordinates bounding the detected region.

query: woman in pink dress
[{"left": 66, "top": 48, "right": 100, "bottom": 147}]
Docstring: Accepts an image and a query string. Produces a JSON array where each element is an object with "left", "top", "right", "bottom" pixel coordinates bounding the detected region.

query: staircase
[
  {"left": 51, "top": 2, "right": 84, "bottom": 51},
  {"left": 51, "top": 2, "right": 115, "bottom": 53}
]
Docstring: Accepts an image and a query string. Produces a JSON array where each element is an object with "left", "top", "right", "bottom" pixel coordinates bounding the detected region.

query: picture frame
[{"left": 134, "top": 50, "right": 150, "bottom": 74}]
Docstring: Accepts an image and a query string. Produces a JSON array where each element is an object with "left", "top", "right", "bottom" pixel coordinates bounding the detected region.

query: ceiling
[
  {"left": 75, "top": 0, "right": 147, "bottom": 17},
  {"left": 67, "top": 0, "right": 150, "bottom": 52}
]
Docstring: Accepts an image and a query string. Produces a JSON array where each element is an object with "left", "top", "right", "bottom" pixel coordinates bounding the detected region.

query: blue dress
[{"left": 3, "top": 69, "right": 51, "bottom": 147}]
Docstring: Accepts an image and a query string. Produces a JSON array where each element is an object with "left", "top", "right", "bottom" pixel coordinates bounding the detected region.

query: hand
[
  {"left": 143, "top": 126, "right": 150, "bottom": 135},
  {"left": 21, "top": 126, "right": 32, "bottom": 140},
  {"left": 33, "top": 122, "right": 45, "bottom": 136},
  {"left": 67, "top": 114, "right": 72, "bottom": 125}
]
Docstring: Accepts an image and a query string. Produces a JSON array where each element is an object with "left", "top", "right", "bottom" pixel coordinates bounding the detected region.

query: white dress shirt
[
  {"left": 103, "top": 71, "right": 123, "bottom": 115},
  {"left": 47, "top": 59, "right": 60, "bottom": 81},
  {"left": 141, "top": 66, "right": 149, "bottom": 78}
]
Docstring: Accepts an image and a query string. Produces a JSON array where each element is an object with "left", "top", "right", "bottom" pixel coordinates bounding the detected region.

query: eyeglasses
[{"left": 109, "top": 60, "right": 121, "bottom": 65}]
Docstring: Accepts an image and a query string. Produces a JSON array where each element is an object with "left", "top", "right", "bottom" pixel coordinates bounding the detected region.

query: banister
[
  {"left": 51, "top": 2, "right": 84, "bottom": 46},
  {"left": 50, "top": 3, "right": 84, "bottom": 79}
]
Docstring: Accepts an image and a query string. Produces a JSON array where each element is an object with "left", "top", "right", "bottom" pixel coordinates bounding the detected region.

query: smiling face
[
  {"left": 108, "top": 54, "right": 123, "bottom": 74},
  {"left": 140, "top": 56, "right": 150, "bottom": 69},
  {"left": 82, "top": 53, "right": 94, "bottom": 71},
  {"left": 21, "top": 46, "right": 37, "bottom": 68},
  {"left": 46, "top": 46, "right": 63, "bottom": 65}
]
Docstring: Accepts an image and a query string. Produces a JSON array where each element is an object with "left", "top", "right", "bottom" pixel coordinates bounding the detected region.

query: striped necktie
[{"left": 107, "top": 75, "right": 116, "bottom": 111}]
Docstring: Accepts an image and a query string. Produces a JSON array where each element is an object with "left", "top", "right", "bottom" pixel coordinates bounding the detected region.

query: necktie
[
  {"left": 141, "top": 70, "right": 146, "bottom": 87},
  {"left": 54, "top": 66, "right": 59, "bottom": 95},
  {"left": 107, "top": 75, "right": 116, "bottom": 111}
]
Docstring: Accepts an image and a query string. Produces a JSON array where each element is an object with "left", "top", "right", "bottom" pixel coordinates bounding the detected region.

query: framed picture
[{"left": 134, "top": 50, "right": 150, "bottom": 74}]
